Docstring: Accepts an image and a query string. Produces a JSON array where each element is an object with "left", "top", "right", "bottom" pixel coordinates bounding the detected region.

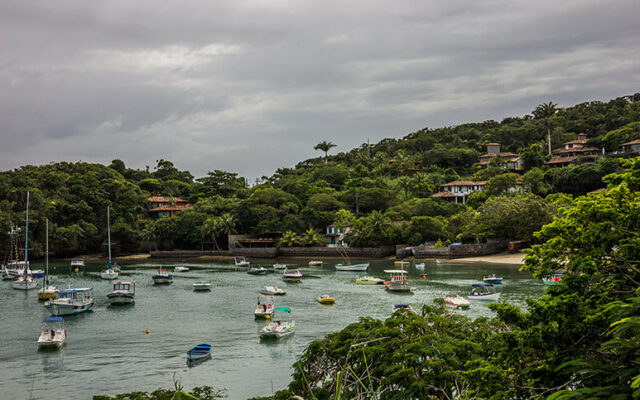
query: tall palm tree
[
  {"left": 314, "top": 141, "right": 337, "bottom": 164},
  {"left": 216, "top": 213, "right": 237, "bottom": 249},
  {"left": 533, "top": 102, "right": 558, "bottom": 155},
  {"left": 363, "top": 210, "right": 394, "bottom": 239},
  {"left": 201, "top": 217, "right": 221, "bottom": 250},
  {"left": 300, "top": 228, "right": 323, "bottom": 247},
  {"left": 278, "top": 230, "right": 300, "bottom": 247}
]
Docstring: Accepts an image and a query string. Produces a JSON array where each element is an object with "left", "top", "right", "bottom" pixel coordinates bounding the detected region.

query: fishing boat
[
  {"left": 2, "top": 225, "right": 28, "bottom": 280},
  {"left": 282, "top": 265, "right": 302, "bottom": 282},
  {"left": 394, "top": 260, "right": 409, "bottom": 267},
  {"left": 107, "top": 280, "right": 136, "bottom": 305},
  {"left": 187, "top": 344, "right": 212, "bottom": 361},
  {"left": 100, "top": 207, "right": 119, "bottom": 280},
  {"left": 444, "top": 294, "right": 471, "bottom": 309},
  {"left": 355, "top": 276, "right": 384, "bottom": 285},
  {"left": 234, "top": 256, "right": 250, "bottom": 267},
  {"left": 468, "top": 283, "right": 500, "bottom": 301},
  {"left": 174, "top": 266, "right": 190, "bottom": 272},
  {"left": 37, "top": 316, "right": 66, "bottom": 349},
  {"left": 38, "top": 219, "right": 57, "bottom": 300},
  {"left": 254, "top": 295, "right": 274, "bottom": 319},
  {"left": 152, "top": 269, "right": 174, "bottom": 284},
  {"left": 483, "top": 274, "right": 503, "bottom": 285},
  {"left": 259, "top": 307, "right": 295, "bottom": 339},
  {"left": 415, "top": 263, "right": 425, "bottom": 269},
  {"left": 12, "top": 192, "right": 38, "bottom": 291},
  {"left": 260, "top": 286, "right": 286, "bottom": 295},
  {"left": 308, "top": 260, "right": 323, "bottom": 267},
  {"left": 273, "top": 263, "right": 287, "bottom": 271},
  {"left": 247, "top": 266, "right": 267, "bottom": 275},
  {"left": 317, "top": 295, "right": 335, "bottom": 304},
  {"left": 335, "top": 263, "right": 369, "bottom": 271},
  {"left": 384, "top": 269, "right": 413, "bottom": 292},
  {"left": 45, "top": 287, "right": 94, "bottom": 316},
  {"left": 392, "top": 304, "right": 417, "bottom": 314},
  {"left": 193, "top": 281, "right": 212, "bottom": 291}
]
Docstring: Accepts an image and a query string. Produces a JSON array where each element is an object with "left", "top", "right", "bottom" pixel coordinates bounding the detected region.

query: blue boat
[
  {"left": 483, "top": 274, "right": 503, "bottom": 285},
  {"left": 187, "top": 344, "right": 212, "bottom": 361}
]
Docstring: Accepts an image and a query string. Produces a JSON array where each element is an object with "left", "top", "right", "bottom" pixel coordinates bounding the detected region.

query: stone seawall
[
  {"left": 412, "top": 241, "right": 508, "bottom": 259},
  {"left": 150, "top": 246, "right": 395, "bottom": 259}
]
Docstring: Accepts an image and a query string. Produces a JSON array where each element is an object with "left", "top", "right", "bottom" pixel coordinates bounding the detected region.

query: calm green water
[{"left": 0, "top": 259, "right": 543, "bottom": 399}]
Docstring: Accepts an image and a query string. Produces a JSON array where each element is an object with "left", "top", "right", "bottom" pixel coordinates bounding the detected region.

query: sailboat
[
  {"left": 100, "top": 206, "right": 119, "bottom": 280},
  {"left": 2, "top": 226, "right": 27, "bottom": 280},
  {"left": 38, "top": 219, "right": 57, "bottom": 300},
  {"left": 12, "top": 191, "right": 38, "bottom": 290}
]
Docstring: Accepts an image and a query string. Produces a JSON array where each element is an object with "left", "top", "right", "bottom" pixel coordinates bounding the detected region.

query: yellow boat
[{"left": 317, "top": 295, "right": 335, "bottom": 305}]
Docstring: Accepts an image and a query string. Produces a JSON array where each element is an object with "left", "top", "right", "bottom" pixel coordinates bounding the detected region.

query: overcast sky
[{"left": 1, "top": 0, "right": 639, "bottom": 181}]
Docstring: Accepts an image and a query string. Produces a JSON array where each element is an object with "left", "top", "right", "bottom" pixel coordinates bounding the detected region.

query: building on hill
[
  {"left": 476, "top": 143, "right": 523, "bottom": 171},
  {"left": 547, "top": 133, "right": 602, "bottom": 167},
  {"left": 620, "top": 139, "right": 640, "bottom": 154},
  {"left": 431, "top": 180, "right": 487, "bottom": 204},
  {"left": 326, "top": 225, "right": 349, "bottom": 247},
  {"left": 147, "top": 196, "right": 192, "bottom": 219}
]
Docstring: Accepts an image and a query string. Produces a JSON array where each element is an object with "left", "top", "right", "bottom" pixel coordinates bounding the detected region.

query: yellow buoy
[
  {"left": 145, "top": 329, "right": 150, "bottom": 335},
  {"left": 265, "top": 315, "right": 271, "bottom": 320}
]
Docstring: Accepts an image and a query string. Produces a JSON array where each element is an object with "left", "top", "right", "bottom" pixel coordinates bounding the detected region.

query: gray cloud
[{"left": 1, "top": 0, "right": 639, "bottom": 180}]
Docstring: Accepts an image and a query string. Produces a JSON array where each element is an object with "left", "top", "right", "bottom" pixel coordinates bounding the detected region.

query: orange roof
[
  {"left": 564, "top": 139, "right": 588, "bottom": 145},
  {"left": 553, "top": 146, "right": 600, "bottom": 154},
  {"left": 546, "top": 156, "right": 578, "bottom": 165},
  {"left": 148, "top": 196, "right": 188, "bottom": 203},
  {"left": 621, "top": 139, "right": 640, "bottom": 146},
  {"left": 487, "top": 142, "right": 500, "bottom": 146},
  {"left": 148, "top": 204, "right": 193, "bottom": 212},
  {"left": 441, "top": 180, "right": 487, "bottom": 187},
  {"left": 588, "top": 188, "right": 606, "bottom": 194},
  {"left": 431, "top": 191, "right": 457, "bottom": 198}
]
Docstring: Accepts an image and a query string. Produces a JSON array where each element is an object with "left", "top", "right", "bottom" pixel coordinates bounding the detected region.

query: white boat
[
  {"left": 37, "top": 316, "right": 66, "bottom": 349},
  {"left": 444, "top": 294, "right": 471, "bottom": 309},
  {"left": 152, "top": 269, "right": 173, "bottom": 284},
  {"left": 107, "top": 280, "right": 135, "bottom": 305},
  {"left": 259, "top": 307, "right": 295, "bottom": 339},
  {"left": 483, "top": 274, "right": 503, "bottom": 285},
  {"left": 38, "top": 219, "right": 57, "bottom": 301},
  {"left": 70, "top": 258, "right": 85, "bottom": 267},
  {"left": 247, "top": 266, "right": 267, "bottom": 275},
  {"left": 255, "top": 295, "right": 274, "bottom": 319},
  {"left": 12, "top": 192, "right": 38, "bottom": 291},
  {"left": 2, "top": 225, "right": 28, "bottom": 280},
  {"left": 174, "top": 266, "right": 190, "bottom": 272},
  {"left": 415, "top": 263, "right": 425, "bottom": 269},
  {"left": 260, "top": 286, "right": 286, "bottom": 295},
  {"left": 282, "top": 265, "right": 302, "bottom": 282},
  {"left": 384, "top": 269, "right": 413, "bottom": 292},
  {"left": 100, "top": 207, "right": 119, "bottom": 280},
  {"left": 45, "top": 287, "right": 94, "bottom": 316},
  {"left": 335, "top": 263, "right": 369, "bottom": 271},
  {"left": 234, "top": 256, "right": 250, "bottom": 267},
  {"left": 392, "top": 304, "right": 417, "bottom": 314},
  {"left": 273, "top": 263, "right": 287, "bottom": 271},
  {"left": 468, "top": 283, "right": 501, "bottom": 301},
  {"left": 355, "top": 276, "right": 384, "bottom": 285},
  {"left": 308, "top": 260, "right": 323, "bottom": 266},
  {"left": 193, "top": 281, "right": 212, "bottom": 291}
]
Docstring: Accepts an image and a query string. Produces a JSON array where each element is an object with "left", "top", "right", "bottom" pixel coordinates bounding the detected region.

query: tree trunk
[{"left": 547, "top": 127, "right": 552, "bottom": 155}]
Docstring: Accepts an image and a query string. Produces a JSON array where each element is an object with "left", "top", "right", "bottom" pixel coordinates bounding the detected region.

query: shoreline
[{"left": 436, "top": 251, "right": 525, "bottom": 265}]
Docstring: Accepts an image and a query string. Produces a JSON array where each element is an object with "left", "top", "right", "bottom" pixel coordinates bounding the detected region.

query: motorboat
[
  {"left": 193, "top": 281, "right": 212, "bottom": 291},
  {"left": 247, "top": 266, "right": 267, "bottom": 275},
  {"left": 30, "top": 269, "right": 45, "bottom": 278},
  {"left": 444, "top": 294, "right": 471, "bottom": 309},
  {"left": 107, "top": 280, "right": 135, "bottom": 305},
  {"left": 355, "top": 276, "right": 384, "bottom": 285},
  {"left": 543, "top": 271, "right": 563, "bottom": 286},
  {"left": 394, "top": 260, "right": 409, "bottom": 267},
  {"left": 415, "top": 263, "right": 425, "bottom": 269},
  {"left": 282, "top": 265, "right": 302, "bottom": 282},
  {"left": 174, "top": 266, "right": 190, "bottom": 272},
  {"left": 70, "top": 258, "right": 85, "bottom": 268},
  {"left": 101, "top": 207, "right": 119, "bottom": 280},
  {"left": 260, "top": 286, "right": 286, "bottom": 295},
  {"left": 2, "top": 260, "right": 27, "bottom": 280},
  {"left": 38, "top": 284, "right": 58, "bottom": 300},
  {"left": 317, "top": 295, "right": 335, "bottom": 305},
  {"left": 45, "top": 287, "right": 94, "bottom": 316},
  {"left": 100, "top": 268, "right": 119, "bottom": 280},
  {"left": 384, "top": 270, "right": 413, "bottom": 292},
  {"left": 259, "top": 307, "right": 295, "bottom": 339},
  {"left": 37, "top": 316, "right": 66, "bottom": 349},
  {"left": 483, "top": 274, "right": 503, "bottom": 285},
  {"left": 152, "top": 269, "right": 174, "bottom": 284},
  {"left": 335, "top": 263, "right": 369, "bottom": 272},
  {"left": 255, "top": 295, "right": 274, "bottom": 319},
  {"left": 187, "top": 344, "right": 212, "bottom": 362},
  {"left": 392, "top": 304, "right": 417, "bottom": 314},
  {"left": 38, "top": 219, "right": 57, "bottom": 301},
  {"left": 468, "top": 283, "right": 500, "bottom": 301},
  {"left": 308, "top": 260, "right": 323, "bottom": 267},
  {"left": 273, "top": 263, "right": 287, "bottom": 271},
  {"left": 234, "top": 256, "right": 250, "bottom": 267}
]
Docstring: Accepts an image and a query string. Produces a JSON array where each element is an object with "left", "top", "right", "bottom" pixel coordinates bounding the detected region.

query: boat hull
[
  {"left": 385, "top": 281, "right": 412, "bottom": 292},
  {"left": 483, "top": 279, "right": 503, "bottom": 285},
  {"left": 101, "top": 271, "right": 118, "bottom": 280},
  {"left": 152, "top": 277, "right": 173, "bottom": 284},
  {"left": 247, "top": 268, "right": 266, "bottom": 275},
  {"left": 12, "top": 278, "right": 39, "bottom": 290},
  {"left": 46, "top": 300, "right": 94, "bottom": 316},
  {"left": 38, "top": 287, "right": 58, "bottom": 300},
  {"left": 335, "top": 263, "right": 369, "bottom": 271},
  {"left": 107, "top": 293, "right": 135, "bottom": 305},
  {"left": 259, "top": 323, "right": 295, "bottom": 339},
  {"left": 468, "top": 293, "right": 500, "bottom": 301}
]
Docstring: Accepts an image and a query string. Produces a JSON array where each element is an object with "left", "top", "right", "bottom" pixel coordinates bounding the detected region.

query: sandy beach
[{"left": 439, "top": 252, "right": 525, "bottom": 265}]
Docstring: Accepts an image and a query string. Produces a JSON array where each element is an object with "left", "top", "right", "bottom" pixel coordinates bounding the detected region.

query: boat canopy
[
  {"left": 384, "top": 270, "right": 408, "bottom": 274},
  {"left": 274, "top": 307, "right": 291, "bottom": 313},
  {"left": 43, "top": 316, "right": 63, "bottom": 322},
  {"left": 472, "top": 283, "right": 494, "bottom": 287}
]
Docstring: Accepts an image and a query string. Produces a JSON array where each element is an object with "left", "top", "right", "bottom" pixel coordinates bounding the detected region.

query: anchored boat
[
  {"left": 193, "top": 281, "right": 212, "bottom": 291},
  {"left": 107, "top": 280, "right": 135, "bottom": 305},
  {"left": 255, "top": 295, "right": 274, "bottom": 319},
  {"left": 468, "top": 283, "right": 500, "bottom": 301},
  {"left": 38, "top": 219, "right": 57, "bottom": 300},
  {"left": 45, "top": 287, "right": 94, "bottom": 316},
  {"left": 234, "top": 256, "right": 250, "bottom": 268},
  {"left": 444, "top": 294, "right": 471, "bottom": 309},
  {"left": 247, "top": 266, "right": 267, "bottom": 275},
  {"left": 483, "top": 274, "right": 503, "bottom": 285},
  {"left": 152, "top": 269, "right": 174, "bottom": 284},
  {"left": 335, "top": 263, "right": 369, "bottom": 271},
  {"left": 355, "top": 276, "right": 384, "bottom": 285},
  {"left": 317, "top": 295, "right": 335, "bottom": 305},
  {"left": 259, "top": 307, "right": 295, "bottom": 339},
  {"left": 282, "top": 265, "right": 302, "bottom": 282},
  {"left": 37, "top": 316, "right": 66, "bottom": 349},
  {"left": 12, "top": 192, "right": 38, "bottom": 291},
  {"left": 260, "top": 286, "right": 286, "bottom": 295},
  {"left": 100, "top": 207, "right": 119, "bottom": 280},
  {"left": 384, "top": 269, "right": 413, "bottom": 292},
  {"left": 187, "top": 344, "right": 212, "bottom": 362}
]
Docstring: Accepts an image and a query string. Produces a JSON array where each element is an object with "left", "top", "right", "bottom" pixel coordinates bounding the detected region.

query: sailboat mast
[
  {"left": 25, "top": 191, "right": 29, "bottom": 276},
  {"left": 44, "top": 218, "right": 48, "bottom": 288},
  {"left": 107, "top": 206, "right": 112, "bottom": 268}
]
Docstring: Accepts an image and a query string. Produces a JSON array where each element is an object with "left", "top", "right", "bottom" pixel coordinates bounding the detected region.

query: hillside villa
[
  {"left": 147, "top": 196, "right": 192, "bottom": 219},
  {"left": 547, "top": 133, "right": 602, "bottom": 167},
  {"left": 476, "top": 143, "right": 523, "bottom": 171},
  {"left": 431, "top": 180, "right": 487, "bottom": 204}
]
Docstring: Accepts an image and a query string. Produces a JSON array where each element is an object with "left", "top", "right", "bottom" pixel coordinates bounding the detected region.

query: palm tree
[
  {"left": 216, "top": 213, "right": 237, "bottom": 249},
  {"left": 533, "top": 102, "right": 558, "bottom": 155},
  {"left": 278, "top": 230, "right": 300, "bottom": 247},
  {"left": 300, "top": 228, "right": 324, "bottom": 247},
  {"left": 395, "top": 176, "right": 412, "bottom": 199},
  {"left": 314, "top": 141, "right": 337, "bottom": 164},
  {"left": 363, "top": 210, "right": 395, "bottom": 241},
  {"left": 201, "top": 217, "right": 221, "bottom": 250}
]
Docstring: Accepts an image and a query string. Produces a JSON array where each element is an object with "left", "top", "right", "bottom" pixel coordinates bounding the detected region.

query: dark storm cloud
[{"left": 1, "top": 0, "right": 639, "bottom": 179}]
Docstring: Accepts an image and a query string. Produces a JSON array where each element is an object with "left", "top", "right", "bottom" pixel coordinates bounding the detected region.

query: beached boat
[
  {"left": 100, "top": 207, "right": 119, "bottom": 280},
  {"left": 193, "top": 281, "right": 212, "bottom": 291},
  {"left": 384, "top": 269, "right": 413, "bottom": 292},
  {"left": 260, "top": 286, "right": 286, "bottom": 295},
  {"left": 152, "top": 269, "right": 174, "bottom": 284},
  {"left": 259, "top": 307, "right": 295, "bottom": 339},
  {"left": 317, "top": 295, "right": 335, "bottom": 304},
  {"left": 174, "top": 266, "right": 190, "bottom": 272},
  {"left": 308, "top": 260, "right": 323, "bottom": 267},
  {"left": 483, "top": 274, "right": 503, "bottom": 285},
  {"left": 282, "top": 265, "right": 302, "bottom": 282},
  {"left": 444, "top": 294, "right": 471, "bottom": 309},
  {"left": 468, "top": 283, "right": 500, "bottom": 301},
  {"left": 247, "top": 266, "right": 267, "bottom": 275},
  {"left": 12, "top": 193, "right": 38, "bottom": 291},
  {"left": 355, "top": 276, "right": 384, "bottom": 285},
  {"left": 335, "top": 263, "right": 369, "bottom": 271},
  {"left": 392, "top": 304, "right": 417, "bottom": 314},
  {"left": 234, "top": 256, "right": 250, "bottom": 267},
  {"left": 254, "top": 295, "right": 274, "bottom": 319},
  {"left": 38, "top": 220, "right": 57, "bottom": 301},
  {"left": 37, "top": 316, "right": 66, "bottom": 349},
  {"left": 107, "top": 280, "right": 135, "bottom": 305},
  {"left": 394, "top": 260, "right": 409, "bottom": 267},
  {"left": 273, "top": 263, "right": 287, "bottom": 271},
  {"left": 187, "top": 344, "right": 212, "bottom": 361},
  {"left": 45, "top": 287, "right": 94, "bottom": 316}
]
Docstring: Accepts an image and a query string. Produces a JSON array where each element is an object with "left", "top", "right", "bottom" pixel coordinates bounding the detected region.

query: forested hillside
[{"left": 1, "top": 93, "right": 639, "bottom": 257}]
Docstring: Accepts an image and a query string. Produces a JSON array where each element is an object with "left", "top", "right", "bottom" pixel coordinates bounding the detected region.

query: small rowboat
[
  {"left": 193, "top": 281, "right": 212, "bottom": 291},
  {"left": 174, "top": 266, "right": 190, "bottom": 272},
  {"left": 317, "top": 295, "right": 335, "bottom": 304},
  {"left": 273, "top": 263, "right": 287, "bottom": 271},
  {"left": 187, "top": 344, "right": 212, "bottom": 361},
  {"left": 335, "top": 263, "right": 369, "bottom": 271},
  {"left": 308, "top": 260, "right": 323, "bottom": 266},
  {"left": 259, "top": 308, "right": 295, "bottom": 339},
  {"left": 355, "top": 276, "right": 384, "bottom": 285},
  {"left": 247, "top": 266, "right": 267, "bottom": 275}
]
